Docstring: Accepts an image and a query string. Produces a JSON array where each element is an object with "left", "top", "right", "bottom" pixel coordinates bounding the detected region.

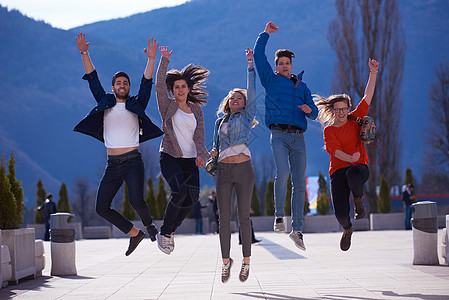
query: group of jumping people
[{"left": 74, "top": 21, "right": 379, "bottom": 284}]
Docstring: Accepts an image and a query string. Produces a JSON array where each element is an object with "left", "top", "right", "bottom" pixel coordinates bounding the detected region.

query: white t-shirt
[
  {"left": 103, "top": 102, "right": 139, "bottom": 148},
  {"left": 172, "top": 108, "right": 197, "bottom": 158},
  {"left": 218, "top": 122, "right": 251, "bottom": 162}
]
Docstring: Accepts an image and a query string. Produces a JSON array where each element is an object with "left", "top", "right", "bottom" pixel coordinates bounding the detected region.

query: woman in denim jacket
[
  {"left": 209, "top": 48, "right": 258, "bottom": 284},
  {"left": 155, "top": 46, "right": 209, "bottom": 255}
]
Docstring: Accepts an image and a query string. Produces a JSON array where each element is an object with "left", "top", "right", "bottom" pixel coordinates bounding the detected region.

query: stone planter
[
  {"left": 1, "top": 228, "right": 36, "bottom": 284},
  {"left": 370, "top": 212, "right": 405, "bottom": 230},
  {"left": 303, "top": 215, "right": 341, "bottom": 233},
  {"left": 1, "top": 244, "right": 12, "bottom": 288}
]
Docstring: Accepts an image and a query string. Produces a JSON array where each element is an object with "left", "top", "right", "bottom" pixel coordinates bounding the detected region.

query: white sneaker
[
  {"left": 239, "top": 262, "right": 250, "bottom": 282},
  {"left": 274, "top": 217, "right": 286, "bottom": 233},
  {"left": 157, "top": 233, "right": 171, "bottom": 255},
  {"left": 289, "top": 230, "right": 306, "bottom": 251},
  {"left": 168, "top": 233, "right": 175, "bottom": 252}
]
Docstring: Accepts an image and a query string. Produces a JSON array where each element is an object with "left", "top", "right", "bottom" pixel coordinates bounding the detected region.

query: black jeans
[
  {"left": 330, "top": 164, "right": 369, "bottom": 229},
  {"left": 160, "top": 152, "right": 200, "bottom": 235},
  {"left": 96, "top": 150, "right": 153, "bottom": 234}
]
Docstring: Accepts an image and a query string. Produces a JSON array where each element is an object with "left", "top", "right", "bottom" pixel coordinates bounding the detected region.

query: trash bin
[
  {"left": 50, "top": 213, "right": 77, "bottom": 276},
  {"left": 411, "top": 201, "right": 439, "bottom": 265}
]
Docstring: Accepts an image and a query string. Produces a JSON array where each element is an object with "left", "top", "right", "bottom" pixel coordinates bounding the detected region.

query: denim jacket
[
  {"left": 254, "top": 32, "right": 318, "bottom": 131},
  {"left": 212, "top": 67, "right": 256, "bottom": 152},
  {"left": 74, "top": 70, "right": 163, "bottom": 143}
]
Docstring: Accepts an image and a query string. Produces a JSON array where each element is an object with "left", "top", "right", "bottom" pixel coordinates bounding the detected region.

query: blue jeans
[
  {"left": 405, "top": 205, "right": 412, "bottom": 230},
  {"left": 270, "top": 129, "right": 307, "bottom": 231},
  {"left": 195, "top": 218, "right": 203, "bottom": 234},
  {"left": 96, "top": 150, "right": 153, "bottom": 234}
]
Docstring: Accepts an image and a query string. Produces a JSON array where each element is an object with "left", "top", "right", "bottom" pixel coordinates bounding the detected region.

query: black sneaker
[
  {"left": 125, "top": 230, "right": 145, "bottom": 256},
  {"left": 146, "top": 224, "right": 158, "bottom": 242}
]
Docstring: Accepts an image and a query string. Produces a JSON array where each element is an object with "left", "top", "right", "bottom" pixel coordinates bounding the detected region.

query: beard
[{"left": 114, "top": 89, "right": 129, "bottom": 100}]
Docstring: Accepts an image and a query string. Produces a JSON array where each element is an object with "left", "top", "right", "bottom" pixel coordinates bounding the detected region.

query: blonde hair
[
  {"left": 313, "top": 93, "right": 352, "bottom": 127},
  {"left": 217, "top": 88, "right": 259, "bottom": 128}
]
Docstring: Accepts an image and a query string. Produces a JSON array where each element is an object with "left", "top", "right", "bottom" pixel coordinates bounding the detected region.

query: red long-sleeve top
[{"left": 323, "top": 99, "right": 370, "bottom": 176}]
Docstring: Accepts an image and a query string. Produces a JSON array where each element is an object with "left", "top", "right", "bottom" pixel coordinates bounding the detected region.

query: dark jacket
[
  {"left": 37, "top": 199, "right": 57, "bottom": 221},
  {"left": 74, "top": 70, "right": 163, "bottom": 143}
]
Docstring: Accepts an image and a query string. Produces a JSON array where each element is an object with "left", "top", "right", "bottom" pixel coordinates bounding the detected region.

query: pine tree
[
  {"left": 35, "top": 179, "right": 46, "bottom": 224},
  {"left": 7, "top": 151, "right": 24, "bottom": 227},
  {"left": 377, "top": 175, "right": 391, "bottom": 213},
  {"left": 156, "top": 176, "right": 168, "bottom": 220},
  {"left": 284, "top": 174, "right": 292, "bottom": 216},
  {"left": 0, "top": 156, "right": 17, "bottom": 229},
  {"left": 304, "top": 189, "right": 310, "bottom": 215},
  {"left": 145, "top": 177, "right": 159, "bottom": 219},
  {"left": 317, "top": 172, "right": 330, "bottom": 215},
  {"left": 264, "top": 180, "right": 274, "bottom": 216},
  {"left": 251, "top": 184, "right": 261, "bottom": 216},
  {"left": 122, "top": 182, "right": 136, "bottom": 221},
  {"left": 57, "top": 182, "right": 71, "bottom": 213}
]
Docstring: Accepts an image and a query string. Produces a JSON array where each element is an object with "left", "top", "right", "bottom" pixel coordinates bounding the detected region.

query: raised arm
[
  {"left": 361, "top": 58, "right": 379, "bottom": 106},
  {"left": 143, "top": 37, "right": 159, "bottom": 80},
  {"left": 244, "top": 48, "right": 257, "bottom": 120},
  {"left": 76, "top": 33, "right": 94, "bottom": 74},
  {"left": 155, "top": 46, "right": 173, "bottom": 117},
  {"left": 254, "top": 21, "right": 278, "bottom": 88}
]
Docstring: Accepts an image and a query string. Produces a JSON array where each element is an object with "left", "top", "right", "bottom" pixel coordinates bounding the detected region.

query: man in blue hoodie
[{"left": 254, "top": 21, "right": 318, "bottom": 251}]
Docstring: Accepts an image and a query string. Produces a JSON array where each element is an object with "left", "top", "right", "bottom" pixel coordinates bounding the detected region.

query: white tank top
[
  {"left": 218, "top": 123, "right": 251, "bottom": 162},
  {"left": 103, "top": 102, "right": 139, "bottom": 148},
  {"left": 172, "top": 108, "right": 197, "bottom": 158}
]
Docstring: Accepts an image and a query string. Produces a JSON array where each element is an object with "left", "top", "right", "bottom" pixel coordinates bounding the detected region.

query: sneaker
[
  {"left": 146, "top": 224, "right": 158, "bottom": 242},
  {"left": 289, "top": 230, "right": 306, "bottom": 251},
  {"left": 340, "top": 226, "right": 353, "bottom": 251},
  {"left": 221, "top": 258, "right": 233, "bottom": 283},
  {"left": 168, "top": 233, "right": 175, "bottom": 252},
  {"left": 156, "top": 233, "right": 171, "bottom": 255},
  {"left": 239, "top": 262, "right": 250, "bottom": 282},
  {"left": 125, "top": 230, "right": 145, "bottom": 256},
  {"left": 353, "top": 196, "right": 366, "bottom": 220},
  {"left": 274, "top": 217, "right": 285, "bottom": 233}
]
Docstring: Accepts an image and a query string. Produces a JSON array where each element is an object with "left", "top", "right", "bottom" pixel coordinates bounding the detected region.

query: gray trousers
[{"left": 216, "top": 160, "right": 255, "bottom": 259}]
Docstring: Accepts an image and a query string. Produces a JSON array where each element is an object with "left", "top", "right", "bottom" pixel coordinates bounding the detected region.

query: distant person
[
  {"left": 193, "top": 198, "right": 209, "bottom": 234},
  {"left": 209, "top": 48, "right": 257, "bottom": 283},
  {"left": 254, "top": 21, "right": 318, "bottom": 251},
  {"left": 315, "top": 58, "right": 379, "bottom": 251},
  {"left": 403, "top": 184, "right": 416, "bottom": 230},
  {"left": 34, "top": 193, "right": 57, "bottom": 241},
  {"left": 208, "top": 191, "right": 219, "bottom": 233},
  {"left": 74, "top": 33, "right": 163, "bottom": 256},
  {"left": 155, "top": 45, "right": 209, "bottom": 255},
  {"left": 239, "top": 208, "right": 261, "bottom": 245}
]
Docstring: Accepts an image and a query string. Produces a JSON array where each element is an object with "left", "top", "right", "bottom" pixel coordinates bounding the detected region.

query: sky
[{"left": 0, "top": 0, "right": 190, "bottom": 30}]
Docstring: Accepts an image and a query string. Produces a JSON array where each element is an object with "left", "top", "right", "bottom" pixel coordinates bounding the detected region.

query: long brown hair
[
  {"left": 166, "top": 64, "right": 209, "bottom": 106},
  {"left": 314, "top": 93, "right": 352, "bottom": 127}
]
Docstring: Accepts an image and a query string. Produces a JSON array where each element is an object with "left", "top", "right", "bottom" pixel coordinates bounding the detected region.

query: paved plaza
[{"left": 1, "top": 230, "right": 449, "bottom": 299}]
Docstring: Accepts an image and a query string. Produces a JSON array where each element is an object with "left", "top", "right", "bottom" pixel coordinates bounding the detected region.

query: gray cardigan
[{"left": 155, "top": 56, "right": 207, "bottom": 160}]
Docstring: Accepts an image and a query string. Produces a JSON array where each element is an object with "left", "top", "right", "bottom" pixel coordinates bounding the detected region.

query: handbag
[
  {"left": 348, "top": 115, "right": 381, "bottom": 147},
  {"left": 206, "top": 119, "right": 224, "bottom": 177}
]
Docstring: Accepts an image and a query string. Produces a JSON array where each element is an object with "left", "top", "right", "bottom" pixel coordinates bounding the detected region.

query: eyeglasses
[{"left": 333, "top": 107, "right": 349, "bottom": 113}]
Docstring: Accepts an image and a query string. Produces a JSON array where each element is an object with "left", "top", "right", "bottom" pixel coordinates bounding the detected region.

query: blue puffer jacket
[
  {"left": 254, "top": 32, "right": 318, "bottom": 130},
  {"left": 212, "top": 67, "right": 256, "bottom": 152}
]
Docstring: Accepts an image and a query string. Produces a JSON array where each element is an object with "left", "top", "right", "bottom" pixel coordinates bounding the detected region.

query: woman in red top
[{"left": 314, "top": 58, "right": 379, "bottom": 251}]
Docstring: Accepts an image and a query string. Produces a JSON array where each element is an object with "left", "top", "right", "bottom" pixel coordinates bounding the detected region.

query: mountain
[{"left": 1, "top": 0, "right": 449, "bottom": 207}]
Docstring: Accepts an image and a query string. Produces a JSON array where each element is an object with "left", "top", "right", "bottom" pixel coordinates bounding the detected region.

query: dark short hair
[
  {"left": 275, "top": 49, "right": 295, "bottom": 65},
  {"left": 112, "top": 71, "right": 130, "bottom": 86},
  {"left": 46, "top": 193, "right": 53, "bottom": 199},
  {"left": 408, "top": 184, "right": 414, "bottom": 189}
]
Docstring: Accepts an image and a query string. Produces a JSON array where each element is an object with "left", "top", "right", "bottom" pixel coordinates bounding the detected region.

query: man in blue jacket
[
  {"left": 74, "top": 33, "right": 163, "bottom": 256},
  {"left": 254, "top": 21, "right": 318, "bottom": 251}
]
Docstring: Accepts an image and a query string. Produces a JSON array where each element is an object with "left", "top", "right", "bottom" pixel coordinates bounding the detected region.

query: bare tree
[
  {"left": 328, "top": 0, "right": 406, "bottom": 212},
  {"left": 421, "top": 62, "right": 449, "bottom": 193},
  {"left": 71, "top": 176, "right": 94, "bottom": 227}
]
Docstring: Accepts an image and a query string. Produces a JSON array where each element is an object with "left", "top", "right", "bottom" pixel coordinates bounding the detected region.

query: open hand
[
  {"left": 264, "top": 21, "right": 279, "bottom": 34},
  {"left": 209, "top": 148, "right": 217, "bottom": 159},
  {"left": 369, "top": 58, "right": 379, "bottom": 71},
  {"left": 144, "top": 37, "right": 159, "bottom": 59},
  {"left": 196, "top": 157, "right": 205, "bottom": 168},
  {"left": 160, "top": 46, "right": 173, "bottom": 58},
  {"left": 75, "top": 33, "right": 89, "bottom": 52}
]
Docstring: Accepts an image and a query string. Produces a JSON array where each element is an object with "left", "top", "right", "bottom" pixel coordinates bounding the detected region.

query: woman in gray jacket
[
  {"left": 209, "top": 48, "right": 258, "bottom": 283},
  {"left": 155, "top": 46, "right": 209, "bottom": 255}
]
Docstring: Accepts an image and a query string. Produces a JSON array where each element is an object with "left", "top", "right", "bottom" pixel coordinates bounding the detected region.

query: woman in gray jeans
[{"left": 209, "top": 48, "right": 258, "bottom": 283}]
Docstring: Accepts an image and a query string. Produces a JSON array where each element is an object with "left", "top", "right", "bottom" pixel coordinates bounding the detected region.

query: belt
[
  {"left": 270, "top": 124, "right": 304, "bottom": 134},
  {"left": 108, "top": 152, "right": 141, "bottom": 164}
]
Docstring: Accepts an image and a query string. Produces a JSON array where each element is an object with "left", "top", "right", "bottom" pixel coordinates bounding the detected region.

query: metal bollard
[
  {"left": 411, "top": 201, "right": 439, "bottom": 265},
  {"left": 50, "top": 213, "right": 77, "bottom": 276}
]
